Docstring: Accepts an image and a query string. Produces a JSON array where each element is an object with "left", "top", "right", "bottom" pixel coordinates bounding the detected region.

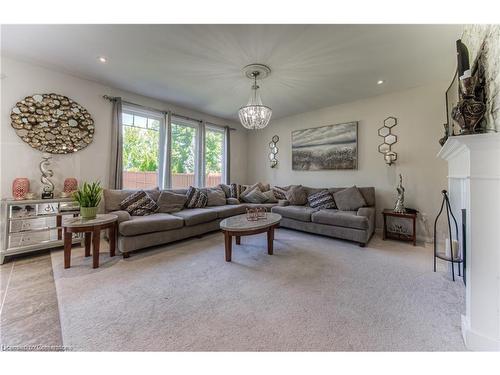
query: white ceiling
[{"left": 1, "top": 24, "right": 462, "bottom": 121}]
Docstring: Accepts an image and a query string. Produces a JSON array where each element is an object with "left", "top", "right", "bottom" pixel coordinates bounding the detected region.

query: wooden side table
[
  {"left": 62, "top": 214, "right": 118, "bottom": 269},
  {"left": 382, "top": 208, "right": 418, "bottom": 246}
]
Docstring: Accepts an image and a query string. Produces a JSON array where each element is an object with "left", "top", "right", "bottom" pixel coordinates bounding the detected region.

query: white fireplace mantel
[{"left": 438, "top": 133, "right": 500, "bottom": 351}]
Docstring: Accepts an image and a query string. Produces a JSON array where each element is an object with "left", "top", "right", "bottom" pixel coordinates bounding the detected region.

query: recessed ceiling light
[
  {"left": 377, "top": 80, "right": 384, "bottom": 85},
  {"left": 98, "top": 56, "right": 107, "bottom": 63}
]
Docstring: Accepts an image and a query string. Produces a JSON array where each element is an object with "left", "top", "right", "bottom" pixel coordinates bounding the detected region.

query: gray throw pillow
[
  {"left": 226, "top": 197, "right": 240, "bottom": 205},
  {"left": 242, "top": 188, "right": 268, "bottom": 203},
  {"left": 205, "top": 187, "right": 227, "bottom": 206},
  {"left": 333, "top": 186, "right": 367, "bottom": 211},
  {"left": 261, "top": 190, "right": 278, "bottom": 203},
  {"left": 185, "top": 186, "right": 208, "bottom": 208},
  {"left": 157, "top": 191, "right": 188, "bottom": 213},
  {"left": 218, "top": 184, "right": 231, "bottom": 198},
  {"left": 239, "top": 183, "right": 260, "bottom": 201},
  {"left": 285, "top": 185, "right": 308, "bottom": 205}
]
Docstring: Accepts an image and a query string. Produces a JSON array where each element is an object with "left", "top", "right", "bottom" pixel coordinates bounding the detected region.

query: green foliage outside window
[{"left": 122, "top": 123, "right": 224, "bottom": 175}]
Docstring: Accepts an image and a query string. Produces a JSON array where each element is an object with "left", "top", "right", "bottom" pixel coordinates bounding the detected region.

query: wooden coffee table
[
  {"left": 62, "top": 214, "right": 118, "bottom": 269},
  {"left": 220, "top": 213, "right": 281, "bottom": 262}
]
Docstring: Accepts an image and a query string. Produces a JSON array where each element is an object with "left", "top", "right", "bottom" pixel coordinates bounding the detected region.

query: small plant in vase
[{"left": 73, "top": 181, "right": 103, "bottom": 219}]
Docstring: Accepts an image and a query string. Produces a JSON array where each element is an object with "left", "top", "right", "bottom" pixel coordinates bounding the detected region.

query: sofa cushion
[
  {"left": 104, "top": 188, "right": 159, "bottom": 212},
  {"left": 172, "top": 208, "right": 218, "bottom": 226},
  {"left": 285, "top": 185, "right": 308, "bottom": 205},
  {"left": 119, "top": 213, "right": 184, "bottom": 236},
  {"left": 311, "top": 209, "right": 368, "bottom": 230},
  {"left": 333, "top": 186, "right": 367, "bottom": 211},
  {"left": 307, "top": 190, "right": 336, "bottom": 209},
  {"left": 271, "top": 205, "right": 317, "bottom": 222},
  {"left": 205, "top": 187, "right": 227, "bottom": 206},
  {"left": 185, "top": 186, "right": 208, "bottom": 208},
  {"left": 119, "top": 190, "right": 159, "bottom": 216},
  {"left": 242, "top": 188, "right": 268, "bottom": 203},
  {"left": 204, "top": 205, "right": 247, "bottom": 219},
  {"left": 157, "top": 191, "right": 187, "bottom": 213}
]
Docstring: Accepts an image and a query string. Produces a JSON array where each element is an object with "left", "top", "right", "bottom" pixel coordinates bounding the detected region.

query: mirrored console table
[{"left": 1, "top": 197, "right": 81, "bottom": 264}]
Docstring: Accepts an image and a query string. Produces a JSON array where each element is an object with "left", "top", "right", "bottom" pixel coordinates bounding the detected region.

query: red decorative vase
[
  {"left": 64, "top": 178, "right": 78, "bottom": 193},
  {"left": 12, "top": 178, "right": 30, "bottom": 200}
]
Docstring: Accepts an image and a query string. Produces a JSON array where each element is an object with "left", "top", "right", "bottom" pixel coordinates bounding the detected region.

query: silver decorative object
[
  {"left": 269, "top": 135, "right": 279, "bottom": 168},
  {"left": 394, "top": 174, "right": 406, "bottom": 213},
  {"left": 378, "top": 116, "right": 398, "bottom": 165},
  {"left": 39, "top": 155, "right": 55, "bottom": 199},
  {"left": 10, "top": 93, "right": 95, "bottom": 154}
]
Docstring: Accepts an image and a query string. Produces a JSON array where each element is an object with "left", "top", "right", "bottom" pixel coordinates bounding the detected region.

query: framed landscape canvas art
[{"left": 292, "top": 121, "right": 358, "bottom": 170}]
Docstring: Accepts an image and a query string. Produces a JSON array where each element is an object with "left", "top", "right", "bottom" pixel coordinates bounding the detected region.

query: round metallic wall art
[{"left": 10, "top": 93, "right": 95, "bottom": 154}]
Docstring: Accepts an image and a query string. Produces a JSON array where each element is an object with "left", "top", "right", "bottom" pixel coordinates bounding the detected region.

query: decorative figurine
[
  {"left": 394, "top": 174, "right": 406, "bottom": 214},
  {"left": 12, "top": 177, "right": 30, "bottom": 200},
  {"left": 39, "top": 155, "right": 55, "bottom": 199}
]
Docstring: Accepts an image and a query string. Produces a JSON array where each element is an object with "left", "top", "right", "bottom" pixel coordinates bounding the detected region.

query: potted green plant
[{"left": 73, "top": 181, "right": 103, "bottom": 219}]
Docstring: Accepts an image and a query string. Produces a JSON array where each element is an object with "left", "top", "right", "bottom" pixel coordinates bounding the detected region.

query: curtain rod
[{"left": 102, "top": 95, "right": 236, "bottom": 130}]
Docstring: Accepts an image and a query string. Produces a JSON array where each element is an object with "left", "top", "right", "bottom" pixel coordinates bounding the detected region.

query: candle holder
[
  {"left": 433, "top": 190, "right": 463, "bottom": 282},
  {"left": 246, "top": 207, "right": 267, "bottom": 221}
]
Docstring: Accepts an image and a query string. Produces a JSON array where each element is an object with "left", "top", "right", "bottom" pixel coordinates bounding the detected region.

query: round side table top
[
  {"left": 220, "top": 213, "right": 281, "bottom": 232},
  {"left": 63, "top": 213, "right": 118, "bottom": 228}
]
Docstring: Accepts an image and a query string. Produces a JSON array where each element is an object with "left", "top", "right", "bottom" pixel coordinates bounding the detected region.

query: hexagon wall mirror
[{"left": 378, "top": 116, "right": 398, "bottom": 165}]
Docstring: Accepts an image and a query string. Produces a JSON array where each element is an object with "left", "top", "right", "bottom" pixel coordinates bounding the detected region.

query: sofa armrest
[
  {"left": 357, "top": 207, "right": 375, "bottom": 238},
  {"left": 109, "top": 210, "right": 131, "bottom": 224}
]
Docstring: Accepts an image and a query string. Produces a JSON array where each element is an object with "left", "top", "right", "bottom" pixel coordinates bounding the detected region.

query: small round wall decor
[{"left": 10, "top": 93, "right": 95, "bottom": 154}]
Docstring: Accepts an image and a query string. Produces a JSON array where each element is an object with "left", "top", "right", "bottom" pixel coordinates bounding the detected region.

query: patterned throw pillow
[
  {"left": 218, "top": 184, "right": 231, "bottom": 198},
  {"left": 272, "top": 186, "right": 289, "bottom": 200},
  {"left": 119, "top": 190, "right": 159, "bottom": 216},
  {"left": 261, "top": 190, "right": 278, "bottom": 203},
  {"left": 229, "top": 183, "right": 243, "bottom": 199},
  {"left": 185, "top": 186, "right": 208, "bottom": 208},
  {"left": 308, "top": 190, "right": 336, "bottom": 209}
]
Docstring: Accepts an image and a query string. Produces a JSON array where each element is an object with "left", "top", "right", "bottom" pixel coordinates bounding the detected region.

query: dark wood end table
[
  {"left": 382, "top": 208, "right": 418, "bottom": 246},
  {"left": 62, "top": 214, "right": 118, "bottom": 268},
  {"left": 220, "top": 213, "right": 282, "bottom": 262}
]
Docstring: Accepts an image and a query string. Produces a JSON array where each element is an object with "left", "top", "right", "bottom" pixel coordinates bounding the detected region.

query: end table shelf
[{"left": 382, "top": 208, "right": 418, "bottom": 246}]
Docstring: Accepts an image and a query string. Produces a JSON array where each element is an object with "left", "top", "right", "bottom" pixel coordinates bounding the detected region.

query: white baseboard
[{"left": 461, "top": 314, "right": 500, "bottom": 351}]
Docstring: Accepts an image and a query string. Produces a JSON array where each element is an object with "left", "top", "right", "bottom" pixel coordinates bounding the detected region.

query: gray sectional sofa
[{"left": 103, "top": 186, "right": 376, "bottom": 257}]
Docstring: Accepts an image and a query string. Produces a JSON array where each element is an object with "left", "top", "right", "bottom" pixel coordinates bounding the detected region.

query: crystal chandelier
[{"left": 238, "top": 64, "right": 272, "bottom": 130}]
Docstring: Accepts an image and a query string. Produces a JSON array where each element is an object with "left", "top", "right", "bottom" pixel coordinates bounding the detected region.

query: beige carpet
[{"left": 50, "top": 229, "right": 465, "bottom": 351}]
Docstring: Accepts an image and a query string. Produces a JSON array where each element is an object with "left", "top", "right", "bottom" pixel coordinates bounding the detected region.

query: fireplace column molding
[{"left": 438, "top": 133, "right": 500, "bottom": 351}]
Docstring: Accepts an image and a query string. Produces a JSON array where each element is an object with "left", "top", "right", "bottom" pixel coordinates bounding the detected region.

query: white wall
[
  {"left": 0, "top": 57, "right": 248, "bottom": 198},
  {"left": 247, "top": 83, "right": 450, "bottom": 241}
]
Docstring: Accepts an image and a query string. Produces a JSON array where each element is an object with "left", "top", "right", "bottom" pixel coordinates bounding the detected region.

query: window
[
  {"left": 170, "top": 117, "right": 199, "bottom": 189},
  {"left": 121, "top": 107, "right": 228, "bottom": 190},
  {"left": 121, "top": 106, "right": 165, "bottom": 190},
  {"left": 204, "top": 125, "right": 225, "bottom": 187}
]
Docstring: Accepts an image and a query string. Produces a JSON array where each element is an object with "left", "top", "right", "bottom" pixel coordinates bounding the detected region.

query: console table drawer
[
  {"left": 9, "top": 216, "right": 57, "bottom": 233},
  {"left": 9, "top": 230, "right": 58, "bottom": 248}
]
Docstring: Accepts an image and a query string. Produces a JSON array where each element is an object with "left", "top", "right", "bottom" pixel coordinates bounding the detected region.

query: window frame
[
  {"left": 121, "top": 106, "right": 229, "bottom": 190},
  {"left": 121, "top": 104, "right": 166, "bottom": 189}
]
